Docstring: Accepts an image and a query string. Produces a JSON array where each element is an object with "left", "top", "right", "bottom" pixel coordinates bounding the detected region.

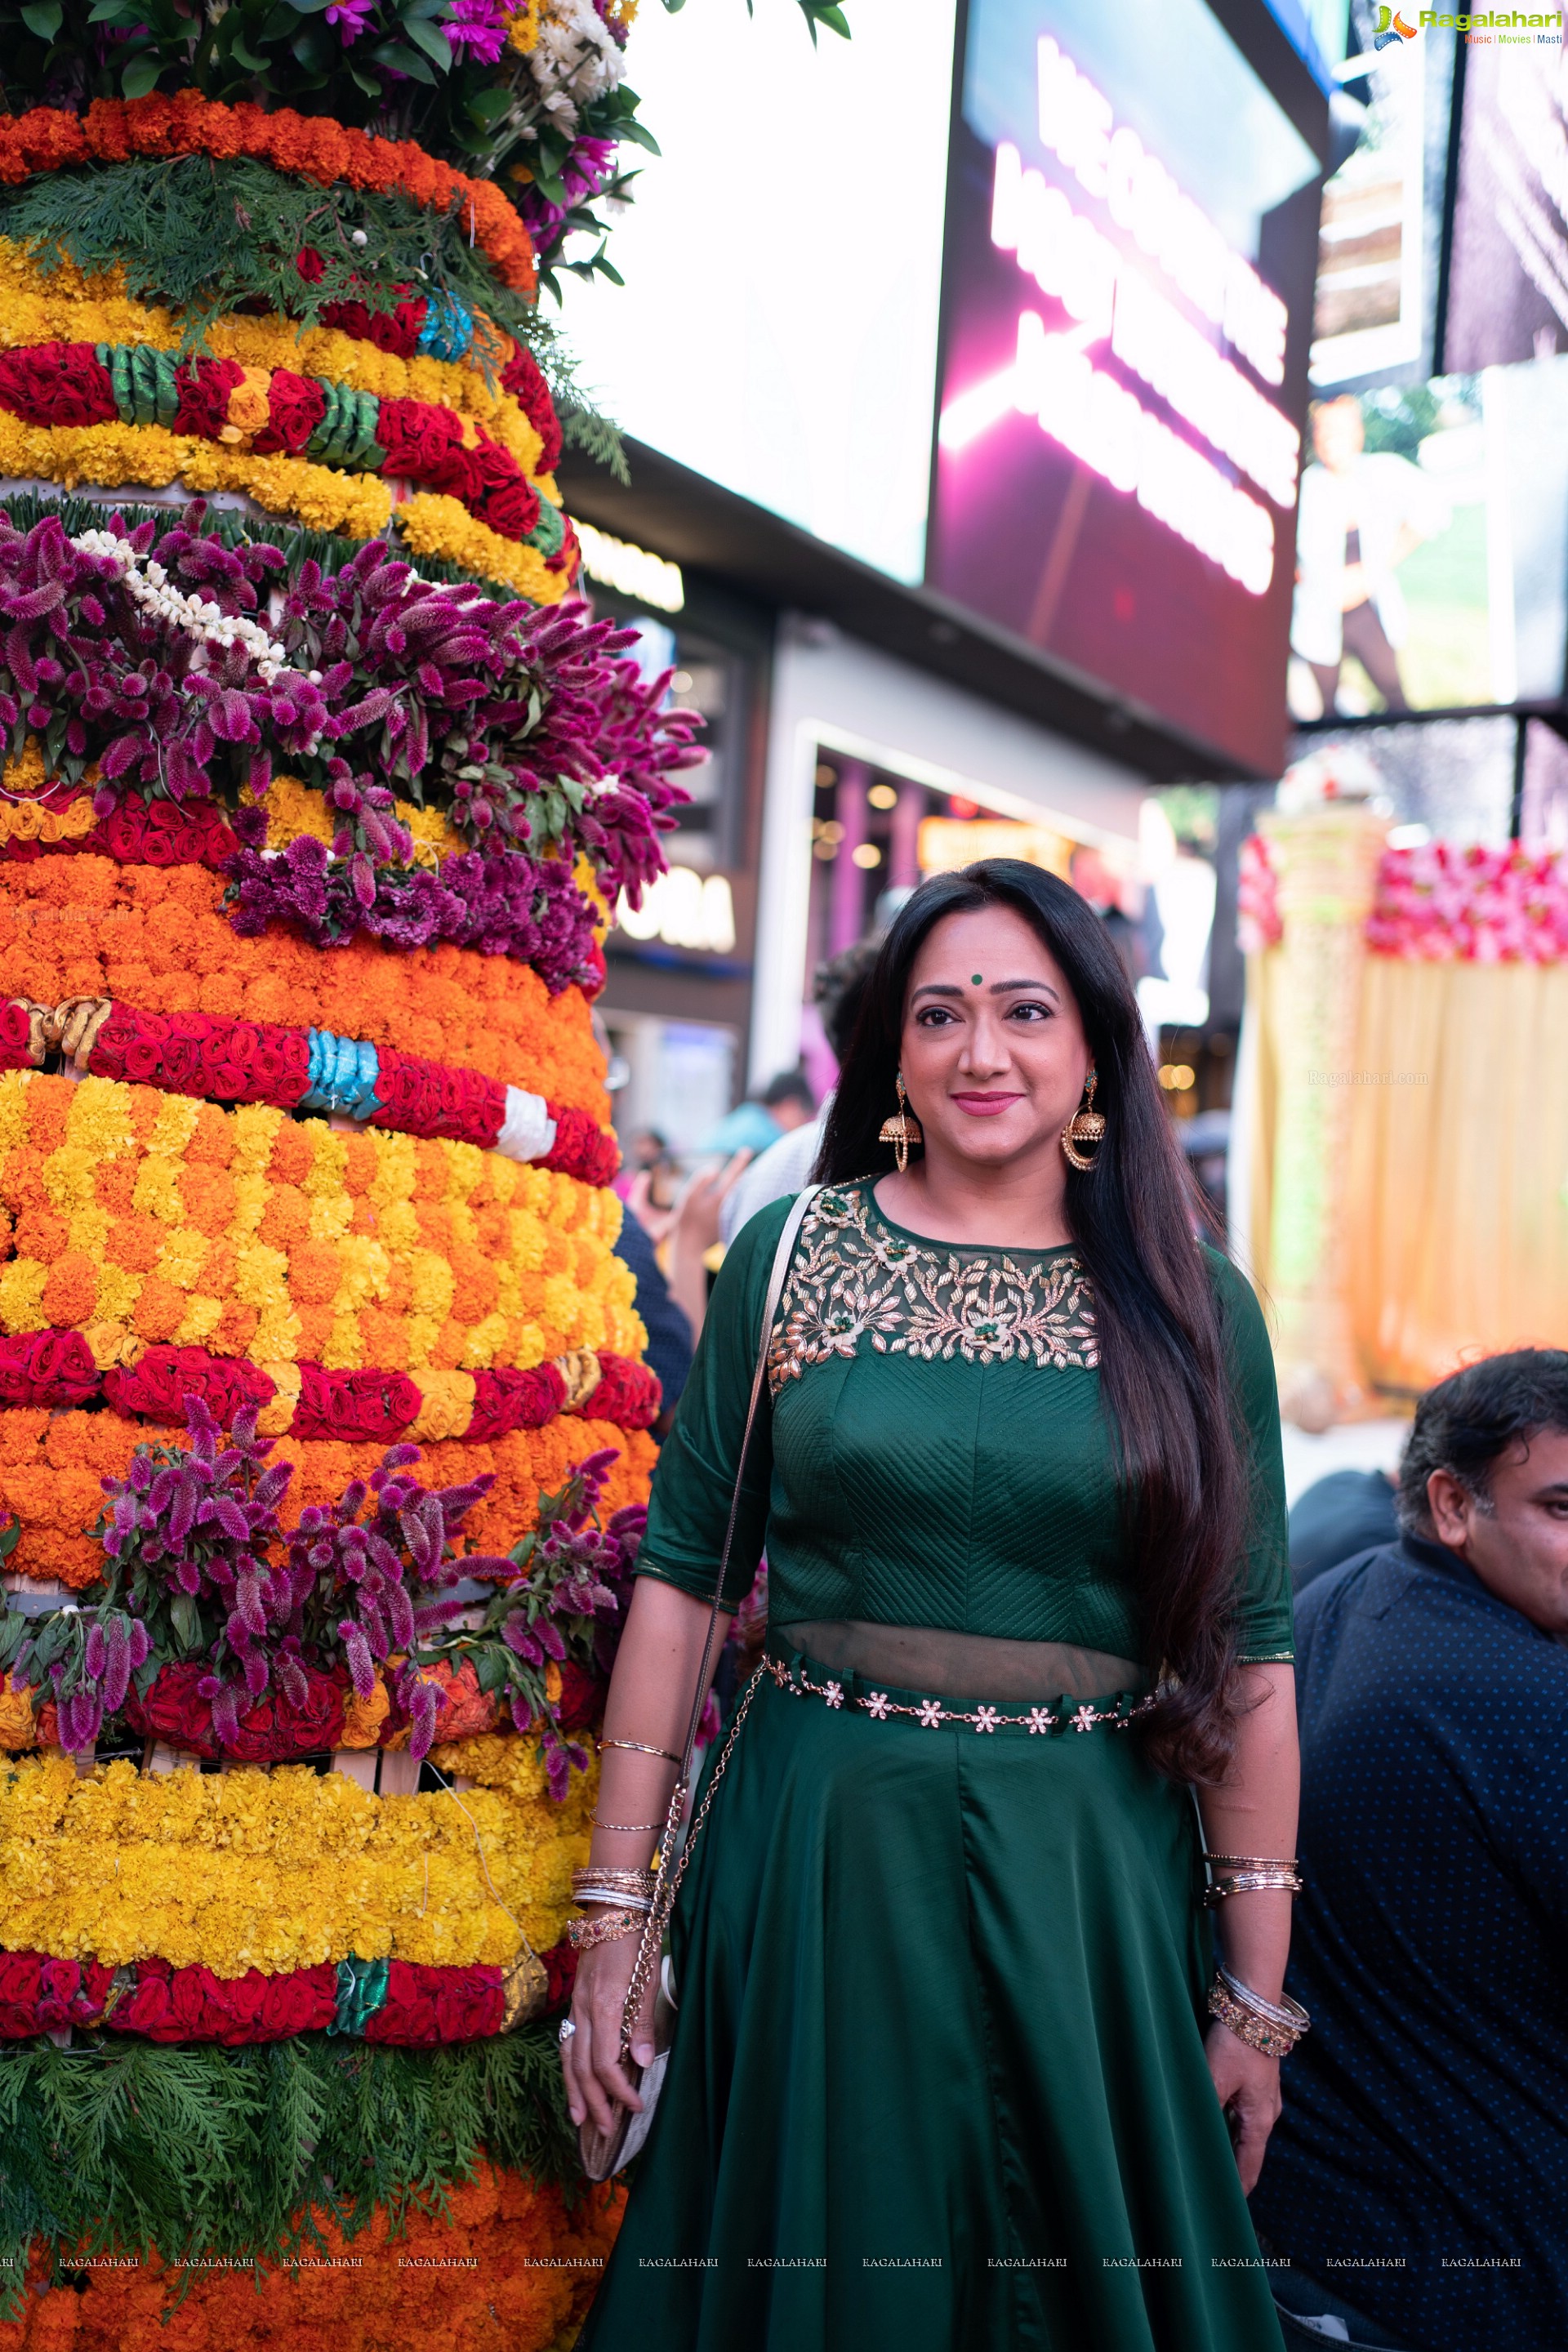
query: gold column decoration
[{"left": 1255, "top": 804, "right": 1388, "bottom": 1428}]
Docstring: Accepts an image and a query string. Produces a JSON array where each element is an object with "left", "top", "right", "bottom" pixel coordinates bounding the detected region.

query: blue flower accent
[
  {"left": 302, "top": 1029, "right": 382, "bottom": 1119},
  {"left": 416, "top": 292, "right": 474, "bottom": 363}
]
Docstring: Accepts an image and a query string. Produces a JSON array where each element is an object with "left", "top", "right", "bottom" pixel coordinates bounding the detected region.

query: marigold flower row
[
  {"left": 3, "top": 2161, "right": 620, "bottom": 2352},
  {"left": 0, "top": 96, "right": 537, "bottom": 294},
  {"left": 0, "top": 1733, "right": 588, "bottom": 1976},
  {"left": 0, "top": 1405, "right": 656, "bottom": 1588},
  {"left": 0, "top": 856, "right": 610, "bottom": 1114},
  {"left": 0, "top": 344, "right": 569, "bottom": 564},
  {"left": 0, "top": 238, "right": 562, "bottom": 477},
  {"left": 0, "top": 411, "right": 569, "bottom": 600},
  {"left": 0, "top": 1070, "right": 641, "bottom": 1384}
]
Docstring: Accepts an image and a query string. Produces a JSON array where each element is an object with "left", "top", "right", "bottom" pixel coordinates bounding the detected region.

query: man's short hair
[
  {"left": 813, "top": 938, "right": 880, "bottom": 1065},
  {"left": 761, "top": 1071, "right": 815, "bottom": 1113},
  {"left": 1396, "top": 1349, "right": 1568, "bottom": 1533}
]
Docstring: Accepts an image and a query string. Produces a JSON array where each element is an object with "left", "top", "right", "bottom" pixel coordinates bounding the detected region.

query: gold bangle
[
  {"left": 571, "top": 1865, "right": 657, "bottom": 1896},
  {"left": 1204, "top": 1853, "right": 1300, "bottom": 1870},
  {"left": 598, "top": 1739, "right": 682, "bottom": 1763},
  {"left": 590, "top": 1816, "right": 663, "bottom": 1833},
  {"left": 1206, "top": 1976, "right": 1307, "bottom": 2060},
  {"left": 566, "top": 1909, "right": 644, "bottom": 1952},
  {"left": 1203, "top": 1869, "right": 1303, "bottom": 1907}
]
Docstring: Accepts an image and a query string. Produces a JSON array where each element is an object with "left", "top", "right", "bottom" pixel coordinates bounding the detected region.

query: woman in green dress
[{"left": 564, "top": 859, "right": 1299, "bottom": 2351}]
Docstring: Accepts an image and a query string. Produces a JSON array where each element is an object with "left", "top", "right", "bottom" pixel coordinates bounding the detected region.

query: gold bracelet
[
  {"left": 572, "top": 1865, "right": 657, "bottom": 1897},
  {"left": 599, "top": 1738, "right": 681, "bottom": 1763},
  {"left": 1204, "top": 1852, "right": 1301, "bottom": 1871},
  {"left": 1203, "top": 1869, "right": 1303, "bottom": 1907},
  {"left": 566, "top": 1908, "right": 644, "bottom": 1952},
  {"left": 1206, "top": 1975, "right": 1307, "bottom": 2060},
  {"left": 590, "top": 1816, "right": 663, "bottom": 1833}
]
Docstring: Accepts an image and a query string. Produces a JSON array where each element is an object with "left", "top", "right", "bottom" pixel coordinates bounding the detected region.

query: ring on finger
[{"left": 558, "top": 2017, "right": 577, "bottom": 2044}]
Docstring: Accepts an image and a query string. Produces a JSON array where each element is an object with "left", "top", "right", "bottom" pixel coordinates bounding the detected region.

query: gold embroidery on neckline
[{"left": 767, "top": 1184, "right": 1098, "bottom": 1392}]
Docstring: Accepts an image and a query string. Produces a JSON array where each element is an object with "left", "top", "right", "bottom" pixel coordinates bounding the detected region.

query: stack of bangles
[
  {"left": 1206, "top": 1966, "right": 1312, "bottom": 2060},
  {"left": 1201, "top": 1851, "right": 1304, "bottom": 1906},
  {"left": 568, "top": 1737, "right": 683, "bottom": 1947},
  {"left": 567, "top": 1865, "right": 658, "bottom": 1953}
]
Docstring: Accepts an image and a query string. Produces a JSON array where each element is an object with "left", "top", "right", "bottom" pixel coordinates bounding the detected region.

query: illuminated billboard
[{"left": 927, "top": 0, "right": 1322, "bottom": 773}]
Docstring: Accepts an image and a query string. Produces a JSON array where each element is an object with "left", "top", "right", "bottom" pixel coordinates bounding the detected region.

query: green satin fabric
[{"left": 577, "top": 1659, "right": 1285, "bottom": 2352}]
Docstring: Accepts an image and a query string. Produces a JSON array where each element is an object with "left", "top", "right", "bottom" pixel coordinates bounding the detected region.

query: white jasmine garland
[{"left": 72, "top": 529, "right": 297, "bottom": 687}]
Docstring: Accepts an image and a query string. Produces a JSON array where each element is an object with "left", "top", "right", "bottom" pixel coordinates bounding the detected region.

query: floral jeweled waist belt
[{"left": 760, "top": 1641, "right": 1158, "bottom": 1735}]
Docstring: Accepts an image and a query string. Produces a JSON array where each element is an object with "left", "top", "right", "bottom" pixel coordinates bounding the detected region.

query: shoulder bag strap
[
  {"left": 617, "top": 1182, "right": 822, "bottom": 2054},
  {"left": 670, "top": 1179, "right": 822, "bottom": 1785}
]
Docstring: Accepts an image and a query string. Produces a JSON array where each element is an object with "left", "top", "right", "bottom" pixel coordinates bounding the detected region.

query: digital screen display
[
  {"left": 1288, "top": 360, "right": 1568, "bottom": 719},
  {"left": 561, "top": 0, "right": 956, "bottom": 585},
  {"left": 925, "top": 0, "right": 1322, "bottom": 773}
]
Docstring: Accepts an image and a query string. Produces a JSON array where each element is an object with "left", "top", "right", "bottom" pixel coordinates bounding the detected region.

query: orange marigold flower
[
  {"left": 131, "top": 1276, "right": 188, "bottom": 1343},
  {"left": 41, "top": 1252, "right": 98, "bottom": 1327}
]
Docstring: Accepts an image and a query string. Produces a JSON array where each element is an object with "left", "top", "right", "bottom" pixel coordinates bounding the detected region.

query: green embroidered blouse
[{"left": 635, "top": 1182, "right": 1293, "bottom": 1667}]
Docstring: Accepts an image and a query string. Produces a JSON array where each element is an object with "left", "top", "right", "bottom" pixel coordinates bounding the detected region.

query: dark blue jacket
[{"left": 1253, "top": 1536, "right": 1568, "bottom": 2351}]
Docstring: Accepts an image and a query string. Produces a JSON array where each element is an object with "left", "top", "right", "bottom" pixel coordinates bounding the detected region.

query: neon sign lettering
[
  {"left": 938, "top": 314, "right": 1276, "bottom": 599},
  {"left": 1036, "top": 36, "right": 1288, "bottom": 387},
  {"left": 990, "top": 143, "right": 1299, "bottom": 511}
]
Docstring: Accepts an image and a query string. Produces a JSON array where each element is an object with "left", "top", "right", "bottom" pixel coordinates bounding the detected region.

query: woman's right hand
[{"left": 561, "top": 1927, "right": 660, "bottom": 2137}]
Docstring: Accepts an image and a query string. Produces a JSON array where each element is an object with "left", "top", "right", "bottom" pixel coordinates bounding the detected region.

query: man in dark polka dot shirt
[{"left": 1254, "top": 1350, "right": 1568, "bottom": 2352}]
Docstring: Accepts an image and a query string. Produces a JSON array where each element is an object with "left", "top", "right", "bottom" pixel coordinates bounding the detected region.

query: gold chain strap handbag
[{"left": 577, "top": 1184, "right": 823, "bottom": 2182}]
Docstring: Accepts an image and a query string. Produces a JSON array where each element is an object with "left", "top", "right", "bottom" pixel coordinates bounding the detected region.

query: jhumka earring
[
  {"left": 1061, "top": 1071, "right": 1107, "bottom": 1172},
  {"left": 878, "top": 1071, "right": 923, "bottom": 1174}
]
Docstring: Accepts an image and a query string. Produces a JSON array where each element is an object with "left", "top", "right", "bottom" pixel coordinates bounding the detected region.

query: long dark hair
[{"left": 816, "top": 859, "right": 1250, "bottom": 1782}]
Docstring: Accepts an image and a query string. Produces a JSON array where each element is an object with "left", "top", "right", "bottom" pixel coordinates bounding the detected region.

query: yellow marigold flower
[
  {"left": 0, "top": 1260, "right": 47, "bottom": 1334},
  {"left": 131, "top": 1156, "right": 185, "bottom": 1225},
  {"left": 156, "top": 1226, "right": 209, "bottom": 1292},
  {"left": 172, "top": 1293, "right": 224, "bottom": 1347},
  {"left": 307, "top": 1191, "right": 353, "bottom": 1245},
  {"left": 322, "top": 1312, "right": 363, "bottom": 1370},
  {"left": 304, "top": 1124, "right": 349, "bottom": 1199}
]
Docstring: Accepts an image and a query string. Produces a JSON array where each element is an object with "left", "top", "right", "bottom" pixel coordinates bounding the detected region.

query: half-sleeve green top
[{"left": 634, "top": 1181, "right": 1293, "bottom": 1667}]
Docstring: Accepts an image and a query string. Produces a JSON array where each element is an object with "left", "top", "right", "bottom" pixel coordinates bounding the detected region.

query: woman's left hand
[{"left": 1204, "top": 2020, "right": 1281, "bottom": 2194}]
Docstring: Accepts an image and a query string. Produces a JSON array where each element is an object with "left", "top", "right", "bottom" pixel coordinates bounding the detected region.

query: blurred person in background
[
  {"left": 721, "top": 938, "right": 880, "bottom": 1246},
  {"left": 701, "top": 1069, "right": 817, "bottom": 1160},
  {"left": 1287, "top": 1466, "right": 1398, "bottom": 1594},
  {"left": 1290, "top": 396, "right": 1444, "bottom": 719},
  {"left": 626, "top": 1149, "right": 753, "bottom": 1351},
  {"left": 1253, "top": 1351, "right": 1568, "bottom": 2352}
]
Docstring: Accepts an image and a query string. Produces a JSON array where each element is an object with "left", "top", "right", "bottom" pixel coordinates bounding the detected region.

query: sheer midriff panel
[{"left": 775, "top": 1619, "right": 1147, "bottom": 1702}]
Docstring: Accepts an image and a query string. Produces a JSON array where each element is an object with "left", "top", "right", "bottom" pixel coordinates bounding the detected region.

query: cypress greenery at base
[{"left": 0, "top": 2025, "right": 577, "bottom": 2317}]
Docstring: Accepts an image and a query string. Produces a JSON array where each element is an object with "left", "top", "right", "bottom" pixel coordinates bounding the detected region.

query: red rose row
[
  {"left": 0, "top": 1946, "right": 551, "bottom": 2046},
  {"left": 0, "top": 999, "right": 620, "bottom": 1185},
  {"left": 304, "top": 287, "right": 564, "bottom": 477},
  {"left": 0, "top": 1335, "right": 661, "bottom": 1437},
  {"left": 0, "top": 342, "right": 551, "bottom": 552}
]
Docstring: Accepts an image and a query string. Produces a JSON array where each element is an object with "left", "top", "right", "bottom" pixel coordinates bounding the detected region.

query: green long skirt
[{"left": 576, "top": 1652, "right": 1285, "bottom": 2352}]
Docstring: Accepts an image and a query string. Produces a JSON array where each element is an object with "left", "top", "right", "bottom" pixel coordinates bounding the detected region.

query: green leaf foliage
[
  {"left": 0, "top": 157, "right": 621, "bottom": 470},
  {"left": 0, "top": 2027, "right": 581, "bottom": 2319}
]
